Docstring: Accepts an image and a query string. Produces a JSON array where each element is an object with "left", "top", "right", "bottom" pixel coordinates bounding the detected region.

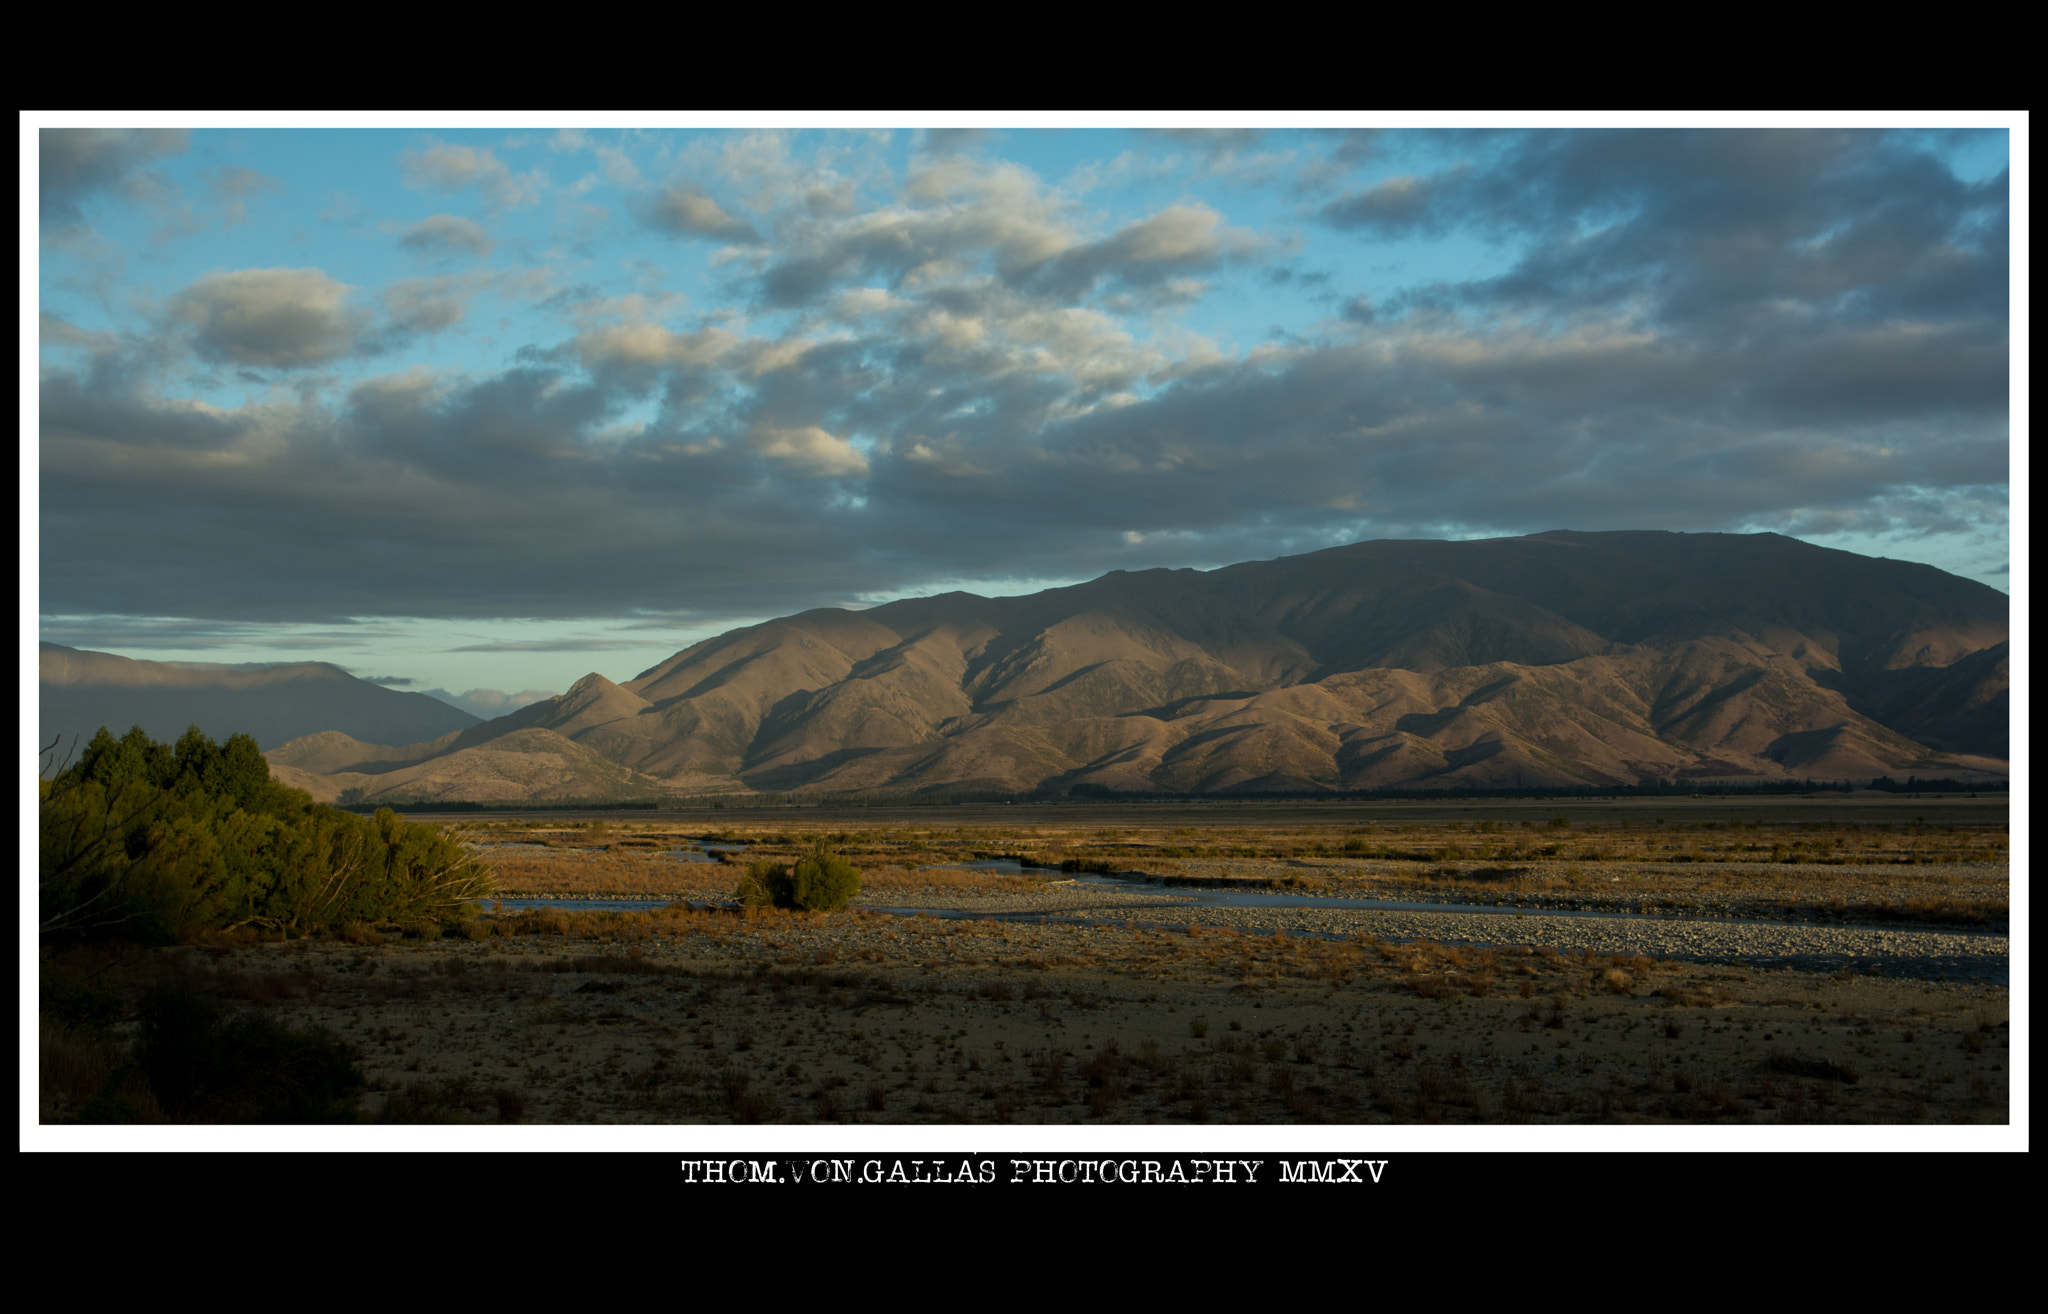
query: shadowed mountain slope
[
  {"left": 270, "top": 727, "right": 672, "bottom": 805},
  {"left": 40, "top": 644, "right": 480, "bottom": 754},
  {"left": 266, "top": 532, "right": 2010, "bottom": 801}
]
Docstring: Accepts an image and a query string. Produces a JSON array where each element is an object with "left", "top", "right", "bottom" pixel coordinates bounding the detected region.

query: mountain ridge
[
  {"left": 39, "top": 643, "right": 481, "bottom": 753},
  {"left": 261, "top": 531, "right": 2008, "bottom": 803}
]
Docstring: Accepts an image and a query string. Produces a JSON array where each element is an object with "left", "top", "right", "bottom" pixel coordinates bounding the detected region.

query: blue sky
[{"left": 28, "top": 115, "right": 2021, "bottom": 718}]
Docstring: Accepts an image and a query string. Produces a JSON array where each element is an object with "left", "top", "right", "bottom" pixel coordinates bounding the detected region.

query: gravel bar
[
  {"left": 500, "top": 871, "right": 2008, "bottom": 984},
  {"left": 851, "top": 886, "right": 2010, "bottom": 984}
]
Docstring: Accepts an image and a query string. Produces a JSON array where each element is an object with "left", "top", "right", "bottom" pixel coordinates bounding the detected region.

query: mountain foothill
[{"left": 48, "top": 532, "right": 2010, "bottom": 804}]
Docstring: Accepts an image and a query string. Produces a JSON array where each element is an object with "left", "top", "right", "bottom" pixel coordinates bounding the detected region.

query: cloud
[
  {"left": 641, "top": 182, "right": 759, "bottom": 242},
  {"left": 749, "top": 158, "right": 1260, "bottom": 314},
  {"left": 38, "top": 312, "right": 119, "bottom": 355},
  {"left": 207, "top": 166, "right": 283, "bottom": 226},
  {"left": 361, "top": 675, "right": 417, "bottom": 686},
  {"left": 380, "top": 274, "right": 485, "bottom": 337},
  {"left": 168, "top": 267, "right": 364, "bottom": 367},
  {"left": 1318, "top": 171, "right": 1455, "bottom": 236},
  {"left": 750, "top": 425, "right": 869, "bottom": 478},
  {"left": 37, "top": 614, "right": 411, "bottom": 651},
  {"left": 550, "top": 128, "right": 642, "bottom": 187},
  {"left": 573, "top": 322, "right": 736, "bottom": 377},
  {"left": 446, "top": 639, "right": 653, "bottom": 651},
  {"left": 1028, "top": 203, "right": 1259, "bottom": 301},
  {"left": 40, "top": 279, "right": 2005, "bottom": 626},
  {"left": 39, "top": 128, "right": 189, "bottom": 222},
  {"left": 1149, "top": 128, "right": 1296, "bottom": 185},
  {"left": 36, "top": 127, "right": 2011, "bottom": 634},
  {"left": 398, "top": 213, "right": 493, "bottom": 259},
  {"left": 703, "top": 129, "right": 885, "bottom": 217},
  {"left": 1158, "top": 128, "right": 1266, "bottom": 160},
  {"left": 916, "top": 128, "right": 991, "bottom": 156},
  {"left": 398, "top": 138, "right": 544, "bottom": 211},
  {"left": 1320, "top": 131, "right": 2008, "bottom": 340}
]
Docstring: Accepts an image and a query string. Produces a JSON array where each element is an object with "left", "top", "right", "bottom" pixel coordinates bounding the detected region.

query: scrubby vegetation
[
  {"left": 39, "top": 951, "right": 368, "bottom": 1124},
  {"left": 734, "top": 844, "right": 862, "bottom": 911},
  {"left": 41, "top": 725, "right": 492, "bottom": 942},
  {"left": 130, "top": 975, "right": 366, "bottom": 1121},
  {"left": 36, "top": 725, "right": 495, "bottom": 1124}
]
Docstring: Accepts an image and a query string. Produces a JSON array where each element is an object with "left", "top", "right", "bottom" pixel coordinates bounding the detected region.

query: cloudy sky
[{"left": 28, "top": 116, "right": 2018, "bottom": 718}]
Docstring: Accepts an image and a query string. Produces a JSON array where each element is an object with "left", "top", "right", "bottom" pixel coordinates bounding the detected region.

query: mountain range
[
  {"left": 251, "top": 531, "right": 2010, "bottom": 803},
  {"left": 38, "top": 644, "right": 480, "bottom": 759}
]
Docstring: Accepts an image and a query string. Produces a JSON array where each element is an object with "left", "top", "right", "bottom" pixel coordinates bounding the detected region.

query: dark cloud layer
[
  {"left": 1321, "top": 130, "right": 2009, "bottom": 337},
  {"left": 40, "top": 128, "right": 189, "bottom": 222},
  {"left": 38, "top": 129, "right": 2010, "bottom": 634}
]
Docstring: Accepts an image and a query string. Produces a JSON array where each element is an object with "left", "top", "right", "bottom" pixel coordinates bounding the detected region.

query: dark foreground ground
[{"left": 40, "top": 906, "right": 2010, "bottom": 1130}]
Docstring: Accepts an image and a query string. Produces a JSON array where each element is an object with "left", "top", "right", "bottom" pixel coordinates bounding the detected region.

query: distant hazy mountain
[
  {"left": 266, "top": 531, "right": 2010, "bottom": 802},
  {"left": 39, "top": 644, "right": 480, "bottom": 756}
]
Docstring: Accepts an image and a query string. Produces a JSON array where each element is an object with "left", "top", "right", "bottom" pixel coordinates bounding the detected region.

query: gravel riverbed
[
  {"left": 497, "top": 862, "right": 2009, "bottom": 984},
  {"left": 857, "top": 889, "right": 2008, "bottom": 982}
]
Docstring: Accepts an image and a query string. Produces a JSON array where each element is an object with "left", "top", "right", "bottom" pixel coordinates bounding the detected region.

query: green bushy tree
[
  {"left": 40, "top": 725, "right": 492, "bottom": 941},
  {"left": 734, "top": 843, "right": 861, "bottom": 912}
]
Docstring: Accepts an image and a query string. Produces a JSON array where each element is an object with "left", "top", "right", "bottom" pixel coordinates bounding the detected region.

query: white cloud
[
  {"left": 751, "top": 425, "right": 870, "bottom": 478},
  {"left": 574, "top": 322, "right": 737, "bottom": 373}
]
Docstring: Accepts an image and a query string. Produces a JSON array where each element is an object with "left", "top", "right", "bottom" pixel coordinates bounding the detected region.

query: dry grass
[
  {"left": 485, "top": 851, "right": 705, "bottom": 898},
  {"left": 455, "top": 812, "right": 2008, "bottom": 934},
  {"left": 39, "top": 1020, "right": 131, "bottom": 1122}
]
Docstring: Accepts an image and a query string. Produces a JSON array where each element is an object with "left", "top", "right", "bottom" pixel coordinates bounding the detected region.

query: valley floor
[{"left": 40, "top": 803, "right": 2014, "bottom": 1135}]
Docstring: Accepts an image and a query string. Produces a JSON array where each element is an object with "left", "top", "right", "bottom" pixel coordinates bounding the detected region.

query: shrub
[
  {"left": 40, "top": 956, "right": 127, "bottom": 1032},
  {"left": 133, "top": 978, "right": 366, "bottom": 1122},
  {"left": 40, "top": 726, "right": 491, "bottom": 942},
  {"left": 733, "top": 860, "right": 782, "bottom": 908},
  {"left": 734, "top": 845, "right": 861, "bottom": 912}
]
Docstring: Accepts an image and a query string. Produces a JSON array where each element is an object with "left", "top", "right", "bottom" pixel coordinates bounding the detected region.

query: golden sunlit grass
[
  {"left": 484, "top": 851, "right": 704, "bottom": 897},
  {"left": 468, "top": 814, "right": 2008, "bottom": 871},
  {"left": 464, "top": 813, "right": 2006, "bottom": 926}
]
